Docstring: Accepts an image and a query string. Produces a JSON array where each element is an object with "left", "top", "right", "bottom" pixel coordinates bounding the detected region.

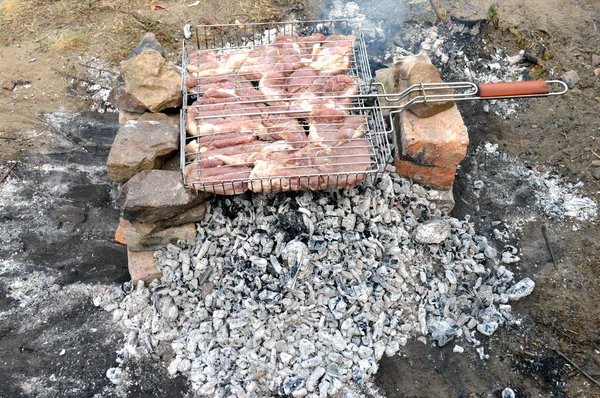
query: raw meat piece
[
  {"left": 313, "top": 139, "right": 371, "bottom": 189},
  {"left": 286, "top": 67, "right": 320, "bottom": 94},
  {"left": 249, "top": 147, "right": 321, "bottom": 193},
  {"left": 261, "top": 107, "right": 308, "bottom": 146},
  {"left": 238, "top": 46, "right": 284, "bottom": 81},
  {"left": 308, "top": 108, "right": 366, "bottom": 145},
  {"left": 272, "top": 36, "right": 303, "bottom": 73},
  {"left": 186, "top": 90, "right": 266, "bottom": 141},
  {"left": 185, "top": 74, "right": 252, "bottom": 95},
  {"left": 259, "top": 71, "right": 288, "bottom": 106},
  {"left": 311, "top": 35, "right": 355, "bottom": 76},
  {"left": 184, "top": 162, "right": 251, "bottom": 195},
  {"left": 297, "top": 33, "right": 326, "bottom": 65},
  {"left": 186, "top": 50, "right": 227, "bottom": 76},
  {"left": 319, "top": 74, "right": 358, "bottom": 110},
  {"left": 186, "top": 49, "right": 250, "bottom": 77}
]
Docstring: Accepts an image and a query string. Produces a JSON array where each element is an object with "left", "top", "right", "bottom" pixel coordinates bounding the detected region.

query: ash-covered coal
[{"left": 95, "top": 168, "right": 534, "bottom": 397}]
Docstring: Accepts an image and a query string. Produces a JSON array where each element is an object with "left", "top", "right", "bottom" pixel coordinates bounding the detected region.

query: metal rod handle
[{"left": 476, "top": 80, "right": 567, "bottom": 98}]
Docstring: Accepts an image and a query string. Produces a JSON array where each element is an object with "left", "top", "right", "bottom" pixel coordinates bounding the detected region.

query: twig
[
  {"left": 0, "top": 160, "right": 18, "bottom": 185},
  {"left": 556, "top": 350, "right": 600, "bottom": 387},
  {"left": 591, "top": 149, "right": 600, "bottom": 160},
  {"left": 542, "top": 224, "right": 558, "bottom": 269}
]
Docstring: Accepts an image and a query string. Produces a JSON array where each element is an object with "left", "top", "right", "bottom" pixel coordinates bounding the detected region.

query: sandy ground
[{"left": 1, "top": 0, "right": 599, "bottom": 397}]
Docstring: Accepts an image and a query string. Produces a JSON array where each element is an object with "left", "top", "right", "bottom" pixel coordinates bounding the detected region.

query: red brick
[
  {"left": 395, "top": 149, "right": 456, "bottom": 189},
  {"left": 128, "top": 249, "right": 162, "bottom": 284},
  {"left": 377, "top": 54, "right": 454, "bottom": 118},
  {"left": 397, "top": 105, "right": 469, "bottom": 168}
]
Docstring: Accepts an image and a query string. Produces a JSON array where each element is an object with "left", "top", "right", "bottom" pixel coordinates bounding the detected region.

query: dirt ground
[{"left": 1, "top": 0, "right": 599, "bottom": 397}]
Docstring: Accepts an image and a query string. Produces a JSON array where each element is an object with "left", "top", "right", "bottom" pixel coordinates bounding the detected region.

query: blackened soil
[{"left": 0, "top": 112, "right": 189, "bottom": 397}]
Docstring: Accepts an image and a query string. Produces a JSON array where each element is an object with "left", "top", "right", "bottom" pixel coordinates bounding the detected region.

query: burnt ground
[{"left": 1, "top": 0, "right": 600, "bottom": 397}]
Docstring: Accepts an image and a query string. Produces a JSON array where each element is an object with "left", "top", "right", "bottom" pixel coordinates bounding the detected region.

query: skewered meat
[
  {"left": 308, "top": 108, "right": 366, "bottom": 145},
  {"left": 311, "top": 35, "right": 355, "bottom": 75}
]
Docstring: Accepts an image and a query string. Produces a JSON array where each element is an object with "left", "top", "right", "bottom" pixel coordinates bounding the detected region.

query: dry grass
[
  {"left": 0, "top": 0, "right": 174, "bottom": 62},
  {"left": 240, "top": 0, "right": 306, "bottom": 23},
  {"left": 49, "top": 34, "right": 87, "bottom": 53}
]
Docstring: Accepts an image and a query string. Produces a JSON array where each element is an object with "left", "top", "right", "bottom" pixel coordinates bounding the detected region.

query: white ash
[
  {"left": 65, "top": 56, "right": 118, "bottom": 113},
  {"left": 95, "top": 171, "right": 535, "bottom": 397},
  {"left": 470, "top": 144, "right": 598, "bottom": 222},
  {"left": 382, "top": 25, "right": 529, "bottom": 119}
]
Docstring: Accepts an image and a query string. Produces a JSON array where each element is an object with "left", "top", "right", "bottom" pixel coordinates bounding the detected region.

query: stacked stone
[
  {"left": 107, "top": 34, "right": 206, "bottom": 284},
  {"left": 376, "top": 53, "right": 469, "bottom": 194}
]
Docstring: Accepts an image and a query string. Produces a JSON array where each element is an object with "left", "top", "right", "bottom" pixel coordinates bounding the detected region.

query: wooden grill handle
[{"left": 477, "top": 80, "right": 550, "bottom": 98}]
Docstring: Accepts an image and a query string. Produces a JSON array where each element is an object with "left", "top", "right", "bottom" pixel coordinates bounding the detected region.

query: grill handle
[{"left": 476, "top": 80, "right": 552, "bottom": 98}]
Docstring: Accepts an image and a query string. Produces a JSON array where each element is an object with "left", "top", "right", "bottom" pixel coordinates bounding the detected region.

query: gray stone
[
  {"left": 505, "top": 277, "right": 535, "bottom": 301},
  {"left": 561, "top": 70, "right": 580, "bottom": 89},
  {"left": 426, "top": 189, "right": 455, "bottom": 214},
  {"left": 477, "top": 321, "right": 499, "bottom": 336},
  {"left": 107, "top": 84, "right": 146, "bottom": 113},
  {"left": 502, "top": 388, "right": 516, "bottom": 398},
  {"left": 121, "top": 49, "right": 182, "bottom": 113},
  {"left": 107, "top": 120, "right": 179, "bottom": 183},
  {"left": 118, "top": 110, "right": 180, "bottom": 126},
  {"left": 593, "top": 54, "right": 600, "bottom": 67},
  {"left": 414, "top": 219, "right": 451, "bottom": 244},
  {"left": 120, "top": 170, "right": 207, "bottom": 223},
  {"left": 126, "top": 32, "right": 167, "bottom": 60},
  {"left": 427, "top": 317, "right": 456, "bottom": 346},
  {"left": 120, "top": 218, "right": 197, "bottom": 251},
  {"left": 155, "top": 203, "right": 207, "bottom": 230}
]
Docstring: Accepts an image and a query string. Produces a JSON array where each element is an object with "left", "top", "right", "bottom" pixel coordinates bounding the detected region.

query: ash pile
[{"left": 95, "top": 167, "right": 533, "bottom": 397}]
